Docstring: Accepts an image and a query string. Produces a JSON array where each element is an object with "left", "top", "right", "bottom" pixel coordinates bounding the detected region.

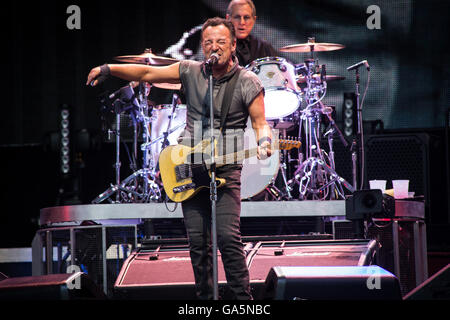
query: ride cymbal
[
  {"left": 114, "top": 52, "right": 179, "bottom": 65},
  {"left": 280, "top": 42, "right": 345, "bottom": 53}
]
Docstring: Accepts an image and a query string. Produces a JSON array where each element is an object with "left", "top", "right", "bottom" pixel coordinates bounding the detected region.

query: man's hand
[
  {"left": 257, "top": 139, "right": 272, "bottom": 160},
  {"left": 86, "top": 66, "right": 101, "bottom": 86},
  {"left": 86, "top": 64, "right": 110, "bottom": 87}
]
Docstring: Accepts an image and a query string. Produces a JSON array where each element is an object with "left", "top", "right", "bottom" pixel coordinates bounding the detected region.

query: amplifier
[{"left": 114, "top": 239, "right": 379, "bottom": 300}]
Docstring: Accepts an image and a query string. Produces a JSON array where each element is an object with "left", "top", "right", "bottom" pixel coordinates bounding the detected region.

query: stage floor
[{"left": 39, "top": 200, "right": 424, "bottom": 226}]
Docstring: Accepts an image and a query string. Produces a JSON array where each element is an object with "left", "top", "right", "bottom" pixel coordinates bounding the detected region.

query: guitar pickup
[
  {"left": 173, "top": 183, "right": 196, "bottom": 194},
  {"left": 175, "top": 164, "right": 193, "bottom": 182}
]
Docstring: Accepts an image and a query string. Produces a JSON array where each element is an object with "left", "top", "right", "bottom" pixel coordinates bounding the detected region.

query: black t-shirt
[
  {"left": 235, "top": 34, "right": 278, "bottom": 67},
  {"left": 177, "top": 57, "right": 263, "bottom": 157}
]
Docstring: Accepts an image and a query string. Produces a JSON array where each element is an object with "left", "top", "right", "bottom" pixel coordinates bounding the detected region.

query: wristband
[
  {"left": 91, "top": 64, "right": 110, "bottom": 86},
  {"left": 258, "top": 136, "right": 272, "bottom": 146},
  {"left": 99, "top": 64, "right": 111, "bottom": 77}
]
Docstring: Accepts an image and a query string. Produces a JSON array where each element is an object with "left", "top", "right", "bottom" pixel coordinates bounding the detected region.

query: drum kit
[{"left": 92, "top": 38, "right": 356, "bottom": 204}]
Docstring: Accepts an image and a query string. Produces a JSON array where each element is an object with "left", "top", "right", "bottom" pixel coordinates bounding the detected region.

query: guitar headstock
[{"left": 278, "top": 137, "right": 302, "bottom": 150}]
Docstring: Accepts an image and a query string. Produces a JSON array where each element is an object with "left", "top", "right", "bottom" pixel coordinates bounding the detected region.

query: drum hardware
[
  {"left": 297, "top": 74, "right": 345, "bottom": 83},
  {"left": 93, "top": 89, "right": 185, "bottom": 203},
  {"left": 281, "top": 38, "right": 354, "bottom": 200},
  {"left": 279, "top": 134, "right": 294, "bottom": 200},
  {"left": 92, "top": 83, "right": 143, "bottom": 203},
  {"left": 92, "top": 49, "right": 186, "bottom": 204},
  {"left": 242, "top": 55, "right": 304, "bottom": 200}
]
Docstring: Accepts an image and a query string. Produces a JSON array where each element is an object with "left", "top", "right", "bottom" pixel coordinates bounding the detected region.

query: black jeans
[{"left": 181, "top": 164, "right": 252, "bottom": 300}]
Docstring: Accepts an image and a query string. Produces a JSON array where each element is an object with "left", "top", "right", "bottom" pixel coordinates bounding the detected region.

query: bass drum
[
  {"left": 240, "top": 118, "right": 280, "bottom": 200},
  {"left": 150, "top": 104, "right": 186, "bottom": 167}
]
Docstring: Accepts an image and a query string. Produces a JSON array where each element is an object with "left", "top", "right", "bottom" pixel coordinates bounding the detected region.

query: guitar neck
[
  {"left": 200, "top": 139, "right": 299, "bottom": 167},
  {"left": 214, "top": 147, "right": 259, "bottom": 167}
]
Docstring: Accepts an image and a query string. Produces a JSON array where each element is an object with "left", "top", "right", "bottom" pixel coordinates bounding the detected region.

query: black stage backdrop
[
  {"left": 2, "top": 0, "right": 450, "bottom": 145},
  {"left": 0, "top": 0, "right": 449, "bottom": 247}
]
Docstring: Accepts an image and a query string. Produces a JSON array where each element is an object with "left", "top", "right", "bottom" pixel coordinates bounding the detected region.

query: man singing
[{"left": 87, "top": 17, "right": 272, "bottom": 300}]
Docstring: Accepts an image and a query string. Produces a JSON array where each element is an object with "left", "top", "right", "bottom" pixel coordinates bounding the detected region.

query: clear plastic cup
[
  {"left": 392, "top": 180, "right": 409, "bottom": 199},
  {"left": 369, "top": 180, "right": 387, "bottom": 193}
]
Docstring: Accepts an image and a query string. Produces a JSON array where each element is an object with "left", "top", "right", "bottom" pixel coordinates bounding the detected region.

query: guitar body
[
  {"left": 159, "top": 138, "right": 300, "bottom": 203},
  {"left": 158, "top": 143, "right": 226, "bottom": 202}
]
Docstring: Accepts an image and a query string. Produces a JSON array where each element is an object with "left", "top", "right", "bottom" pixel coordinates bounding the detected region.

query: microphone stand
[
  {"left": 206, "top": 64, "right": 219, "bottom": 300},
  {"left": 161, "top": 93, "right": 179, "bottom": 151},
  {"left": 349, "top": 67, "right": 364, "bottom": 190}
]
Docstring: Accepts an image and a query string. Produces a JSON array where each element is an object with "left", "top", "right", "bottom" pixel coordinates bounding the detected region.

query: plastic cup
[
  {"left": 369, "top": 180, "right": 387, "bottom": 193},
  {"left": 392, "top": 180, "right": 409, "bottom": 199}
]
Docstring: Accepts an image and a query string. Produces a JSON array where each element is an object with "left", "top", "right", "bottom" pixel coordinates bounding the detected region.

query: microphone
[
  {"left": 108, "top": 84, "right": 140, "bottom": 110},
  {"left": 347, "top": 60, "right": 370, "bottom": 71},
  {"left": 205, "top": 53, "right": 219, "bottom": 68},
  {"left": 108, "top": 83, "right": 135, "bottom": 100}
]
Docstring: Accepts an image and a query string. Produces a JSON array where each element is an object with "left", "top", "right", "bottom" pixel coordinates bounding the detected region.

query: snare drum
[
  {"left": 240, "top": 118, "right": 280, "bottom": 199},
  {"left": 267, "top": 111, "right": 300, "bottom": 130},
  {"left": 246, "top": 57, "right": 301, "bottom": 120}
]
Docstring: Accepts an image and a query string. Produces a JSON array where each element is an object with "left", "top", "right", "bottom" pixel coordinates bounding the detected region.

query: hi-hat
[
  {"left": 114, "top": 52, "right": 179, "bottom": 65},
  {"left": 297, "top": 74, "right": 345, "bottom": 83},
  {"left": 280, "top": 42, "right": 345, "bottom": 53}
]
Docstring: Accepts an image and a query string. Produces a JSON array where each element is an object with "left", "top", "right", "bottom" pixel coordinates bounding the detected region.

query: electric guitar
[{"left": 159, "top": 138, "right": 301, "bottom": 202}]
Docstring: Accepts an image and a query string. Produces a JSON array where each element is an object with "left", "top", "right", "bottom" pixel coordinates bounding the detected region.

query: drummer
[{"left": 226, "top": 0, "right": 278, "bottom": 66}]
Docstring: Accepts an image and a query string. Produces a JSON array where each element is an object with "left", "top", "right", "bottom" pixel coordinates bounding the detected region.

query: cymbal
[
  {"left": 114, "top": 52, "right": 178, "bottom": 65},
  {"left": 152, "top": 82, "right": 182, "bottom": 90},
  {"left": 297, "top": 74, "right": 345, "bottom": 83},
  {"left": 280, "top": 42, "right": 345, "bottom": 53}
]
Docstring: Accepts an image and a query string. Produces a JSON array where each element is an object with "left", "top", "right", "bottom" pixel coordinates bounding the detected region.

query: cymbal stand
[
  {"left": 323, "top": 108, "right": 350, "bottom": 199},
  {"left": 92, "top": 83, "right": 162, "bottom": 203},
  {"left": 119, "top": 83, "right": 163, "bottom": 203},
  {"left": 92, "top": 84, "right": 139, "bottom": 203},
  {"left": 278, "top": 128, "right": 293, "bottom": 200},
  {"left": 290, "top": 59, "right": 354, "bottom": 200}
]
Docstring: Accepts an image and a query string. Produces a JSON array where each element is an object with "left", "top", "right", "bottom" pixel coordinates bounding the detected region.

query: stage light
[
  {"left": 59, "top": 104, "right": 71, "bottom": 176},
  {"left": 342, "top": 92, "right": 357, "bottom": 137}
]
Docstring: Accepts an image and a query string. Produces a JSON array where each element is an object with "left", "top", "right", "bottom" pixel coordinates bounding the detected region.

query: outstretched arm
[{"left": 86, "top": 62, "right": 181, "bottom": 86}]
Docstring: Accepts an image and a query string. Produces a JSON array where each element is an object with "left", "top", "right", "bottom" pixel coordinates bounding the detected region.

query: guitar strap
[{"left": 219, "top": 67, "right": 242, "bottom": 131}]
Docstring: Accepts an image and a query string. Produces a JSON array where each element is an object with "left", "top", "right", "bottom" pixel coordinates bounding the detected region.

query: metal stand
[
  {"left": 351, "top": 68, "right": 365, "bottom": 190},
  {"left": 206, "top": 66, "right": 219, "bottom": 300},
  {"left": 92, "top": 83, "right": 165, "bottom": 204},
  {"left": 290, "top": 53, "right": 354, "bottom": 199},
  {"left": 92, "top": 86, "right": 133, "bottom": 204}
]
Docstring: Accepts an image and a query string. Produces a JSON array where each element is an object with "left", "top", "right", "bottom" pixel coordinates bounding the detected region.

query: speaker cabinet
[
  {"left": 364, "top": 133, "right": 436, "bottom": 220},
  {"left": 114, "top": 244, "right": 228, "bottom": 300},
  {"left": 247, "top": 239, "right": 377, "bottom": 276},
  {"left": 114, "top": 239, "right": 379, "bottom": 300},
  {"left": 0, "top": 272, "right": 105, "bottom": 300},
  {"left": 264, "top": 266, "right": 401, "bottom": 300}
]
